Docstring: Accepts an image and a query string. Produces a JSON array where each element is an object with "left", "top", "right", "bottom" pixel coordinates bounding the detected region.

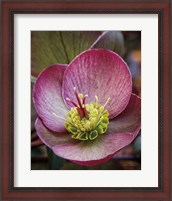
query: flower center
[{"left": 64, "top": 88, "right": 110, "bottom": 141}]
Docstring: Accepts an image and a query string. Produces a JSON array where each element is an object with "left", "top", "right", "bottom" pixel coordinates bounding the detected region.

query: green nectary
[{"left": 65, "top": 102, "right": 109, "bottom": 141}]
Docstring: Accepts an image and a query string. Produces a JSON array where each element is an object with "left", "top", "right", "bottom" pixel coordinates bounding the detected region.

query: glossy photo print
[{"left": 31, "top": 31, "right": 141, "bottom": 170}]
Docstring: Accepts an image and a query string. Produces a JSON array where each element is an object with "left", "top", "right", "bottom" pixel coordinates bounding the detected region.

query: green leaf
[
  {"left": 91, "top": 31, "right": 125, "bottom": 57},
  {"left": 47, "top": 148, "right": 65, "bottom": 170},
  {"left": 31, "top": 147, "right": 42, "bottom": 156},
  {"left": 31, "top": 31, "right": 101, "bottom": 76}
]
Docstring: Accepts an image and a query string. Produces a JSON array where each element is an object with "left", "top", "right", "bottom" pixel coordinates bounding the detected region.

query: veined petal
[
  {"left": 52, "top": 129, "right": 140, "bottom": 166},
  {"left": 35, "top": 93, "right": 141, "bottom": 167},
  {"left": 108, "top": 94, "right": 141, "bottom": 136},
  {"left": 52, "top": 94, "right": 141, "bottom": 166},
  {"left": 33, "top": 64, "right": 68, "bottom": 132},
  {"left": 35, "top": 118, "right": 72, "bottom": 149},
  {"left": 62, "top": 49, "right": 132, "bottom": 119}
]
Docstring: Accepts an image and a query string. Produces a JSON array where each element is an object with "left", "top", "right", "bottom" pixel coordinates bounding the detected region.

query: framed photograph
[{"left": 1, "top": 0, "right": 171, "bottom": 200}]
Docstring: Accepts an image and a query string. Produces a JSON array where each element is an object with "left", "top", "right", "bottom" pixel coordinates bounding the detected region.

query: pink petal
[
  {"left": 33, "top": 64, "right": 68, "bottom": 132},
  {"left": 53, "top": 129, "right": 140, "bottom": 166},
  {"left": 108, "top": 94, "right": 141, "bottom": 137},
  {"left": 35, "top": 118, "right": 72, "bottom": 149},
  {"left": 35, "top": 94, "right": 141, "bottom": 166},
  {"left": 52, "top": 94, "right": 141, "bottom": 166},
  {"left": 62, "top": 49, "right": 132, "bottom": 119}
]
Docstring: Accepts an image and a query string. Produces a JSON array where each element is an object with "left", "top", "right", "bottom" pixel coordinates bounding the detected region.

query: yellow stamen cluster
[{"left": 65, "top": 101, "right": 110, "bottom": 141}]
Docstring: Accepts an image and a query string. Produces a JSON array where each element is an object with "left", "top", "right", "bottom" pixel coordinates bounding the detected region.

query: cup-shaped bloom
[{"left": 33, "top": 49, "right": 141, "bottom": 166}]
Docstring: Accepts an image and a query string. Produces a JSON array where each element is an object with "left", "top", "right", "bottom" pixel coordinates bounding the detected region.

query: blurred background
[{"left": 31, "top": 31, "right": 141, "bottom": 170}]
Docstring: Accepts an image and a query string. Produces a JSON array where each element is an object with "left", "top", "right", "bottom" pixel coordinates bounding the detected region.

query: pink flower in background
[{"left": 33, "top": 49, "right": 141, "bottom": 166}]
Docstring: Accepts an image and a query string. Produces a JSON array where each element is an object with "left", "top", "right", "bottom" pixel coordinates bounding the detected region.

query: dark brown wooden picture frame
[{"left": 1, "top": 0, "right": 171, "bottom": 200}]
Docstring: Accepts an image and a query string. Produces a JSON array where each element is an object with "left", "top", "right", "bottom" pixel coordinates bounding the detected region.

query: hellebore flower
[{"left": 33, "top": 49, "right": 141, "bottom": 166}]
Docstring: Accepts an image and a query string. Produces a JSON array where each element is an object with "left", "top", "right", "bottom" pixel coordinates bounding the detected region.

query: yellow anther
[
  {"left": 95, "top": 95, "right": 99, "bottom": 101},
  {"left": 104, "top": 97, "right": 111, "bottom": 108},
  {"left": 65, "top": 97, "right": 110, "bottom": 141},
  {"left": 78, "top": 93, "right": 83, "bottom": 99},
  {"left": 95, "top": 95, "right": 99, "bottom": 107}
]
